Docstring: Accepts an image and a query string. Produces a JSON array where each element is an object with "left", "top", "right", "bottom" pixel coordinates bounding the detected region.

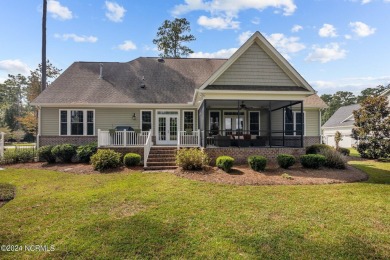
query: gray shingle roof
[
  {"left": 322, "top": 104, "right": 360, "bottom": 128},
  {"left": 33, "top": 57, "right": 325, "bottom": 106},
  {"left": 33, "top": 57, "right": 227, "bottom": 104}
]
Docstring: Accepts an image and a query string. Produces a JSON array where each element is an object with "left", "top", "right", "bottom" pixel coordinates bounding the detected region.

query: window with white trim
[
  {"left": 60, "top": 110, "right": 95, "bottom": 136},
  {"left": 285, "top": 111, "right": 305, "bottom": 136},
  {"left": 141, "top": 111, "right": 152, "bottom": 131},
  {"left": 183, "top": 111, "right": 194, "bottom": 131}
]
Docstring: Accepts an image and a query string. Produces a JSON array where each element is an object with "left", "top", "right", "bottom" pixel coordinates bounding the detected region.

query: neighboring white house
[
  {"left": 322, "top": 89, "right": 390, "bottom": 148},
  {"left": 322, "top": 104, "right": 360, "bottom": 148}
]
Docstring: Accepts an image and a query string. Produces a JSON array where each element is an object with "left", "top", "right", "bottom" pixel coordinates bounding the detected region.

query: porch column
[
  {"left": 282, "top": 107, "right": 285, "bottom": 147},
  {"left": 268, "top": 101, "right": 271, "bottom": 147},
  {"left": 301, "top": 101, "right": 304, "bottom": 148},
  {"left": 203, "top": 100, "right": 207, "bottom": 148}
]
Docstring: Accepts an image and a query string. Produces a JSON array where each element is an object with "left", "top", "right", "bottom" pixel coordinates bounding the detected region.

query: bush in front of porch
[{"left": 176, "top": 148, "right": 209, "bottom": 170}]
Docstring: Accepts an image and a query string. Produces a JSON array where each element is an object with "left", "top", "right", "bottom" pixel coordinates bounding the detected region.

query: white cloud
[
  {"left": 344, "top": 34, "right": 352, "bottom": 40},
  {"left": 251, "top": 17, "right": 260, "bottom": 25},
  {"left": 318, "top": 24, "right": 337, "bottom": 38},
  {"left": 311, "top": 76, "right": 390, "bottom": 95},
  {"left": 291, "top": 25, "right": 303, "bottom": 33},
  {"left": 264, "top": 33, "right": 306, "bottom": 59},
  {"left": 47, "top": 0, "right": 73, "bottom": 20},
  {"left": 173, "top": 0, "right": 297, "bottom": 17},
  {"left": 105, "top": 1, "right": 126, "bottom": 22},
  {"left": 305, "top": 43, "right": 346, "bottom": 63},
  {"left": 0, "top": 59, "right": 30, "bottom": 75},
  {"left": 189, "top": 48, "right": 238, "bottom": 58},
  {"left": 361, "top": 0, "right": 371, "bottom": 4},
  {"left": 349, "top": 21, "right": 376, "bottom": 37},
  {"left": 197, "top": 16, "right": 239, "bottom": 30},
  {"left": 238, "top": 31, "right": 253, "bottom": 45},
  {"left": 54, "top": 33, "right": 98, "bottom": 43},
  {"left": 117, "top": 40, "right": 137, "bottom": 51}
]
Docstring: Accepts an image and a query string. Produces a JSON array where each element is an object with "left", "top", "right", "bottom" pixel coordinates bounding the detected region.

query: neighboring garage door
[{"left": 326, "top": 135, "right": 354, "bottom": 148}]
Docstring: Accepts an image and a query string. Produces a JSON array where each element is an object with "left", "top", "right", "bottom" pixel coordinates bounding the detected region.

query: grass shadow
[
  {"left": 51, "top": 214, "right": 195, "bottom": 259},
  {"left": 230, "top": 228, "right": 388, "bottom": 259},
  {"left": 349, "top": 161, "right": 390, "bottom": 184}
]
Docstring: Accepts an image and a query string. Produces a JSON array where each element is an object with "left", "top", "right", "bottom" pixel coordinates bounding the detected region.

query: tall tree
[
  {"left": 352, "top": 95, "right": 390, "bottom": 159},
  {"left": 321, "top": 91, "right": 357, "bottom": 125},
  {"left": 27, "top": 61, "right": 61, "bottom": 103},
  {"left": 153, "top": 18, "right": 196, "bottom": 58},
  {"left": 42, "top": 0, "right": 47, "bottom": 92},
  {"left": 357, "top": 84, "right": 390, "bottom": 103}
]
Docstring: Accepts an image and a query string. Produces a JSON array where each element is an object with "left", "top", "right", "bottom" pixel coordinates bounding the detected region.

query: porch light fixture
[{"left": 132, "top": 113, "right": 136, "bottom": 120}]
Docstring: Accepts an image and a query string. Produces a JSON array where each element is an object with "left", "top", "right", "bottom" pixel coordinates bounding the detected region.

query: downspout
[
  {"left": 319, "top": 109, "right": 322, "bottom": 144},
  {"left": 37, "top": 106, "right": 41, "bottom": 149}
]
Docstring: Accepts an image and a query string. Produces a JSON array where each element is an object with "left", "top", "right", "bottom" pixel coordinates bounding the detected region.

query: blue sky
[{"left": 0, "top": 0, "right": 389, "bottom": 95}]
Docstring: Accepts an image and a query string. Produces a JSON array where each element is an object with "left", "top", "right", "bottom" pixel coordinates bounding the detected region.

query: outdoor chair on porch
[{"left": 214, "top": 135, "right": 231, "bottom": 147}]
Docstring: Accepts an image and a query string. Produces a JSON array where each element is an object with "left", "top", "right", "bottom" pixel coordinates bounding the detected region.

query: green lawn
[
  {"left": 349, "top": 148, "right": 361, "bottom": 158},
  {"left": 0, "top": 161, "right": 389, "bottom": 259}
]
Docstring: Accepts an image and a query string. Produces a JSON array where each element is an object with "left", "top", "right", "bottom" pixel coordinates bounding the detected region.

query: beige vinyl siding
[
  {"left": 41, "top": 107, "right": 60, "bottom": 135},
  {"left": 305, "top": 109, "right": 320, "bottom": 136},
  {"left": 40, "top": 108, "right": 198, "bottom": 136},
  {"left": 271, "top": 109, "right": 283, "bottom": 136},
  {"left": 95, "top": 108, "right": 140, "bottom": 131},
  {"left": 213, "top": 43, "right": 298, "bottom": 87},
  {"left": 267, "top": 108, "right": 320, "bottom": 136}
]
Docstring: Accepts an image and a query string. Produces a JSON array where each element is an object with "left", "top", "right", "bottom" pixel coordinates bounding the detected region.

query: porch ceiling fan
[{"left": 239, "top": 101, "right": 255, "bottom": 110}]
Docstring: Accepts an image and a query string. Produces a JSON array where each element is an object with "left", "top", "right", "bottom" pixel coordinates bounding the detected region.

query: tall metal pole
[{"left": 41, "top": 0, "right": 47, "bottom": 92}]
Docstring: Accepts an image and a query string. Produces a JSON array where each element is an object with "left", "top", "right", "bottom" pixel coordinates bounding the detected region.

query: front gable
[
  {"left": 212, "top": 43, "right": 299, "bottom": 87},
  {"left": 201, "top": 31, "right": 314, "bottom": 93}
]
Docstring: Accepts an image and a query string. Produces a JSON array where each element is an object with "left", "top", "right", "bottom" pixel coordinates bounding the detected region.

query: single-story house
[
  {"left": 32, "top": 31, "right": 327, "bottom": 168},
  {"left": 322, "top": 89, "right": 390, "bottom": 148}
]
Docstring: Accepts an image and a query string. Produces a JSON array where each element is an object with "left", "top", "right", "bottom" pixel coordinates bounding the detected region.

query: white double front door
[{"left": 156, "top": 111, "right": 179, "bottom": 145}]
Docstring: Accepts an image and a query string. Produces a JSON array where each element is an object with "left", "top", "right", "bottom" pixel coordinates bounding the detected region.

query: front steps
[{"left": 144, "top": 147, "right": 178, "bottom": 171}]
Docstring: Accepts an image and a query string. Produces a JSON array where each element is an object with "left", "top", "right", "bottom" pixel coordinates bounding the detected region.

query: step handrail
[{"left": 144, "top": 130, "right": 152, "bottom": 167}]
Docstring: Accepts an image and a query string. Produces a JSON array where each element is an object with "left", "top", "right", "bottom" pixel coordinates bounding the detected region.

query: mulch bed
[
  {"left": 4, "top": 159, "right": 369, "bottom": 185},
  {"left": 6, "top": 162, "right": 144, "bottom": 174},
  {"left": 173, "top": 163, "right": 369, "bottom": 185}
]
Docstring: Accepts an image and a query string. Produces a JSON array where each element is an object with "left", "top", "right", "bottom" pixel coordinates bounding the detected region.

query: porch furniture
[
  {"left": 231, "top": 135, "right": 251, "bottom": 147},
  {"left": 251, "top": 136, "right": 267, "bottom": 147},
  {"left": 214, "top": 135, "right": 231, "bottom": 147}
]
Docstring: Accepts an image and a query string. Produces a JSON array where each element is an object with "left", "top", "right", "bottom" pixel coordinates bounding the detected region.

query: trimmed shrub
[
  {"left": 337, "top": 147, "right": 350, "bottom": 156},
  {"left": 300, "top": 154, "right": 326, "bottom": 169},
  {"left": 77, "top": 142, "right": 98, "bottom": 163},
  {"left": 52, "top": 144, "right": 77, "bottom": 163},
  {"left": 90, "top": 149, "right": 122, "bottom": 172},
  {"left": 176, "top": 148, "right": 209, "bottom": 170},
  {"left": 306, "top": 144, "right": 333, "bottom": 154},
  {"left": 1, "top": 149, "right": 35, "bottom": 164},
  {"left": 123, "top": 153, "right": 141, "bottom": 167},
  {"left": 248, "top": 155, "right": 267, "bottom": 171},
  {"left": 277, "top": 154, "right": 296, "bottom": 169},
  {"left": 319, "top": 149, "right": 346, "bottom": 169},
  {"left": 38, "top": 145, "right": 56, "bottom": 163},
  {"left": 216, "top": 156, "right": 234, "bottom": 173}
]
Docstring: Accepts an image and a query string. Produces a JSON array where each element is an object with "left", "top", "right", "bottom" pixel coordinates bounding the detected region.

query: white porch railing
[
  {"left": 144, "top": 130, "right": 152, "bottom": 167},
  {"left": 0, "top": 132, "right": 4, "bottom": 158},
  {"left": 97, "top": 129, "right": 150, "bottom": 147},
  {"left": 178, "top": 130, "right": 201, "bottom": 147}
]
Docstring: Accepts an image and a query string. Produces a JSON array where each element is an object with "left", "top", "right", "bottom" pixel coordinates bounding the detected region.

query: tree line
[
  {"left": 0, "top": 61, "right": 61, "bottom": 141},
  {"left": 320, "top": 84, "right": 390, "bottom": 125}
]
